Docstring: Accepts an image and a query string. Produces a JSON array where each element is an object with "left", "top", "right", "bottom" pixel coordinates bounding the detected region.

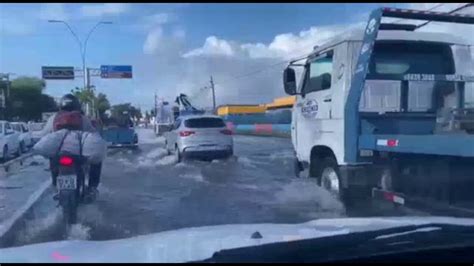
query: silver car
[{"left": 164, "top": 115, "right": 233, "bottom": 162}]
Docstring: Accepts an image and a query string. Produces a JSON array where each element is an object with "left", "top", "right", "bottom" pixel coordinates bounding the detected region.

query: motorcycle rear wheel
[{"left": 60, "top": 190, "right": 78, "bottom": 236}]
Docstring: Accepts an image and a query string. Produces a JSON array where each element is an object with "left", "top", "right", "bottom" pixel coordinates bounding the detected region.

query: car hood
[{"left": 1, "top": 216, "right": 474, "bottom": 263}]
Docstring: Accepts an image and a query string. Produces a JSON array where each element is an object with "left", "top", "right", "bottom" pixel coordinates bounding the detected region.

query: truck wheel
[
  {"left": 317, "top": 157, "right": 342, "bottom": 198},
  {"left": 310, "top": 156, "right": 353, "bottom": 205},
  {"left": 294, "top": 158, "right": 303, "bottom": 178}
]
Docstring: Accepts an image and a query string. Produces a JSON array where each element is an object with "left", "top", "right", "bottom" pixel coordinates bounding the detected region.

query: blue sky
[{"left": 0, "top": 3, "right": 467, "bottom": 110}]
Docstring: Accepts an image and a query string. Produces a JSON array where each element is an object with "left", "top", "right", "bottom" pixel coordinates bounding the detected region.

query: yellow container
[
  {"left": 217, "top": 105, "right": 267, "bottom": 116},
  {"left": 266, "top": 96, "right": 296, "bottom": 109}
]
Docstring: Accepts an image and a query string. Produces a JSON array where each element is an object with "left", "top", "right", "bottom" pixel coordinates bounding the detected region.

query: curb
[
  {"left": 0, "top": 179, "right": 51, "bottom": 245},
  {"left": 0, "top": 153, "right": 34, "bottom": 177}
]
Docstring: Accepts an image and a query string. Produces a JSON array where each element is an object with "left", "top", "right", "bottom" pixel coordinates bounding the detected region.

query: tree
[
  {"left": 96, "top": 93, "right": 110, "bottom": 120},
  {"left": 7, "top": 76, "right": 55, "bottom": 121},
  {"left": 71, "top": 87, "right": 111, "bottom": 120},
  {"left": 111, "top": 103, "right": 142, "bottom": 120},
  {"left": 40, "top": 94, "right": 58, "bottom": 113},
  {"left": 130, "top": 106, "right": 142, "bottom": 120},
  {"left": 71, "top": 87, "right": 94, "bottom": 107}
]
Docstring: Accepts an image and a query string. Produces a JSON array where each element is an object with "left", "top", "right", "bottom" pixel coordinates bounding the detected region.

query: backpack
[{"left": 53, "top": 111, "right": 83, "bottom": 131}]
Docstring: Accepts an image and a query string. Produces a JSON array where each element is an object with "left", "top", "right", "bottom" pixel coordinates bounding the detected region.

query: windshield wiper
[{"left": 194, "top": 223, "right": 474, "bottom": 263}]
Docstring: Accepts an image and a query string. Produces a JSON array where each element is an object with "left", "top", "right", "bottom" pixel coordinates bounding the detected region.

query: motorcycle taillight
[{"left": 59, "top": 156, "right": 74, "bottom": 167}]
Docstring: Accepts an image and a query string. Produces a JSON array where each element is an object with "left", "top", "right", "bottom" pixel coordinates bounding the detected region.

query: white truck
[
  {"left": 154, "top": 100, "right": 174, "bottom": 136},
  {"left": 284, "top": 7, "right": 474, "bottom": 214}
]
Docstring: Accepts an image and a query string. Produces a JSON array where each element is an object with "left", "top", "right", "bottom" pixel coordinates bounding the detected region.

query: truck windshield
[
  {"left": 370, "top": 41, "right": 455, "bottom": 75},
  {"left": 185, "top": 118, "right": 225, "bottom": 128}
]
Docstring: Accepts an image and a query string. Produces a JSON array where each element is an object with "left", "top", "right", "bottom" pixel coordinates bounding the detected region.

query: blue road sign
[{"left": 100, "top": 65, "right": 133, "bottom": 79}]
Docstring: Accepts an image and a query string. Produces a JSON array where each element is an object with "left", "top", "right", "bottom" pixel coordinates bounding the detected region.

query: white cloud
[
  {"left": 80, "top": 3, "right": 128, "bottom": 17},
  {"left": 128, "top": 12, "right": 175, "bottom": 33},
  {"left": 143, "top": 27, "right": 163, "bottom": 54},
  {"left": 182, "top": 24, "right": 356, "bottom": 61},
  {"left": 241, "top": 25, "right": 349, "bottom": 60},
  {"left": 182, "top": 36, "right": 235, "bottom": 58},
  {"left": 144, "top": 13, "right": 173, "bottom": 25},
  {"left": 39, "top": 3, "right": 69, "bottom": 21},
  {"left": 172, "top": 28, "right": 186, "bottom": 39},
  {"left": 134, "top": 12, "right": 178, "bottom": 54},
  {"left": 139, "top": 23, "right": 361, "bottom": 108}
]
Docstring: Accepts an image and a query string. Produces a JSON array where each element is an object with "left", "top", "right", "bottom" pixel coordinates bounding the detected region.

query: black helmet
[{"left": 59, "top": 94, "right": 81, "bottom": 112}]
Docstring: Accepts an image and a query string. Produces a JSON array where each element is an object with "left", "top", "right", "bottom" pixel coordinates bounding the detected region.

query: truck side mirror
[
  {"left": 283, "top": 67, "right": 297, "bottom": 95},
  {"left": 321, "top": 73, "right": 332, "bottom": 90}
]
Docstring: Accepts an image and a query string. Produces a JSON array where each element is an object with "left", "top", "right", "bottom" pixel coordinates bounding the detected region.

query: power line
[
  {"left": 415, "top": 3, "right": 473, "bottom": 29},
  {"left": 390, "top": 3, "right": 445, "bottom": 25}
]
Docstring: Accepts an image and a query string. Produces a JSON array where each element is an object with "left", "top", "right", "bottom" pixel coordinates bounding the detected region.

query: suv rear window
[{"left": 184, "top": 118, "right": 225, "bottom": 128}]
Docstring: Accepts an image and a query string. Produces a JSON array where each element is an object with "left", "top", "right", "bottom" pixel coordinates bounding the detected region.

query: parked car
[
  {"left": 28, "top": 122, "right": 46, "bottom": 144},
  {"left": 0, "top": 121, "right": 22, "bottom": 161},
  {"left": 11, "top": 122, "right": 33, "bottom": 153},
  {"left": 164, "top": 115, "right": 233, "bottom": 162}
]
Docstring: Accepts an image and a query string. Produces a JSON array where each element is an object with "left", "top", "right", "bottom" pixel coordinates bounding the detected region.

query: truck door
[{"left": 295, "top": 51, "right": 334, "bottom": 160}]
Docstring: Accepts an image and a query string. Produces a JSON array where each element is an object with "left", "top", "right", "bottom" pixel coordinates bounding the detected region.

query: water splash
[{"left": 67, "top": 223, "right": 91, "bottom": 240}]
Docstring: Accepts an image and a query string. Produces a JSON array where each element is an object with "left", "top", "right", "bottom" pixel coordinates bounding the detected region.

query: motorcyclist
[{"left": 39, "top": 94, "right": 103, "bottom": 201}]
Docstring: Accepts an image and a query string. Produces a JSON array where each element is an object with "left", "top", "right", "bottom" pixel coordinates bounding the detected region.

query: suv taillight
[
  {"left": 179, "top": 130, "right": 195, "bottom": 137},
  {"left": 59, "top": 156, "right": 74, "bottom": 167},
  {"left": 220, "top": 129, "right": 232, "bottom": 135}
]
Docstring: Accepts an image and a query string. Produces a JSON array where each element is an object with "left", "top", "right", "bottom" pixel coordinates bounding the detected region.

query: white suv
[{"left": 164, "top": 115, "right": 233, "bottom": 162}]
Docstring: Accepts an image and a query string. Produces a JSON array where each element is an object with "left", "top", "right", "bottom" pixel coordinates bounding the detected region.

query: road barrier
[
  {"left": 0, "top": 180, "right": 52, "bottom": 247},
  {"left": 226, "top": 122, "right": 291, "bottom": 138},
  {"left": 0, "top": 153, "right": 34, "bottom": 177}
]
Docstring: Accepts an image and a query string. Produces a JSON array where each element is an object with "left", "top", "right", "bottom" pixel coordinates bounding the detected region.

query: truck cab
[{"left": 284, "top": 7, "right": 474, "bottom": 211}]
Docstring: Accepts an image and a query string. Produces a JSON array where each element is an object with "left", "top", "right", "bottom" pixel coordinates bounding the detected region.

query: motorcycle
[{"left": 55, "top": 151, "right": 89, "bottom": 227}]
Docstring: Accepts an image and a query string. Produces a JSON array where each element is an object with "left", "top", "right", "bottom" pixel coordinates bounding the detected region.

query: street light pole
[
  {"left": 48, "top": 20, "right": 112, "bottom": 117},
  {"left": 210, "top": 75, "right": 216, "bottom": 112}
]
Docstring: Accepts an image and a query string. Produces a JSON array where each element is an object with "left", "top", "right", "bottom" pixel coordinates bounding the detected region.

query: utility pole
[
  {"left": 0, "top": 73, "right": 13, "bottom": 120},
  {"left": 210, "top": 75, "right": 216, "bottom": 112},
  {"left": 154, "top": 92, "right": 158, "bottom": 118},
  {"left": 86, "top": 67, "right": 91, "bottom": 117}
]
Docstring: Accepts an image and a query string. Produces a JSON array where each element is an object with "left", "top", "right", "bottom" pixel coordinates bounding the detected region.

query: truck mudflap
[
  {"left": 372, "top": 188, "right": 474, "bottom": 218},
  {"left": 372, "top": 188, "right": 406, "bottom": 205}
]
